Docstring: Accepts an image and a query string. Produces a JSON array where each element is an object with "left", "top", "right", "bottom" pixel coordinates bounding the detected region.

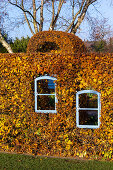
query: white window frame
[
  {"left": 35, "top": 76, "right": 57, "bottom": 113},
  {"left": 76, "top": 90, "right": 101, "bottom": 129}
]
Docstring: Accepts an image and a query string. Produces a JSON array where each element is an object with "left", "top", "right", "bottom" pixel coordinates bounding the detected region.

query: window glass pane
[
  {"left": 37, "top": 95, "right": 55, "bottom": 110},
  {"left": 79, "top": 93, "right": 98, "bottom": 108},
  {"left": 37, "top": 79, "right": 55, "bottom": 94},
  {"left": 79, "top": 110, "right": 98, "bottom": 125}
]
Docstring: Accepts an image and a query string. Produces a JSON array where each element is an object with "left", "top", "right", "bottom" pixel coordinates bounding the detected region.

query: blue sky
[{"left": 6, "top": 0, "right": 113, "bottom": 41}]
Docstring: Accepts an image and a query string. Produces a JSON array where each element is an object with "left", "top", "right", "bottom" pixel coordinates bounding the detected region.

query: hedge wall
[
  {"left": 27, "top": 31, "right": 87, "bottom": 54},
  {"left": 0, "top": 52, "right": 113, "bottom": 160}
]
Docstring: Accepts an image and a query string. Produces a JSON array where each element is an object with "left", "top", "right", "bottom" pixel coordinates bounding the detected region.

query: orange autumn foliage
[
  {"left": 0, "top": 31, "right": 113, "bottom": 160},
  {"left": 27, "top": 31, "right": 87, "bottom": 54}
]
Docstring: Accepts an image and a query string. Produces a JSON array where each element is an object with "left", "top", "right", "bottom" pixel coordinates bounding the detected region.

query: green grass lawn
[{"left": 0, "top": 152, "right": 113, "bottom": 170}]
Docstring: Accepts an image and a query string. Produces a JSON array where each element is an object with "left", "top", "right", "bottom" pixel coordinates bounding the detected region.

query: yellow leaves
[
  {"left": 93, "top": 78, "right": 97, "bottom": 83},
  {"left": 76, "top": 151, "right": 87, "bottom": 158},
  {"left": 102, "top": 151, "right": 112, "bottom": 159},
  {"left": 66, "top": 140, "right": 73, "bottom": 145},
  {"left": 0, "top": 45, "right": 113, "bottom": 160},
  {"left": 68, "top": 63, "right": 72, "bottom": 68},
  {"left": 34, "top": 128, "right": 41, "bottom": 136},
  {"left": 63, "top": 134, "right": 68, "bottom": 139},
  {"left": 98, "top": 80, "right": 102, "bottom": 84},
  {"left": 106, "top": 87, "right": 113, "bottom": 95},
  {"left": 65, "top": 139, "right": 73, "bottom": 150},
  {"left": 79, "top": 79, "right": 88, "bottom": 88},
  {"left": 69, "top": 97, "right": 73, "bottom": 102},
  {"left": 15, "top": 121, "right": 21, "bottom": 128},
  {"left": 95, "top": 56, "right": 99, "bottom": 60},
  {"left": 13, "top": 129, "right": 18, "bottom": 135},
  {"left": 70, "top": 87, "right": 74, "bottom": 93},
  {"left": 27, "top": 31, "right": 86, "bottom": 54},
  {"left": 56, "top": 140, "right": 61, "bottom": 144},
  {"left": 54, "top": 50, "right": 58, "bottom": 54},
  {"left": 17, "top": 56, "right": 21, "bottom": 62}
]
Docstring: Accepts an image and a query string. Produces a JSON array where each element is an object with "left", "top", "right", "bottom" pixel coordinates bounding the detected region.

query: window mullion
[
  {"left": 79, "top": 108, "right": 98, "bottom": 110},
  {"left": 36, "top": 93, "right": 55, "bottom": 96}
]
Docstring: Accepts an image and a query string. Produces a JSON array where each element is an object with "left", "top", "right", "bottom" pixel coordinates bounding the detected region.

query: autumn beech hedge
[
  {"left": 0, "top": 51, "right": 113, "bottom": 160},
  {"left": 27, "top": 31, "right": 87, "bottom": 54},
  {"left": 0, "top": 31, "right": 112, "bottom": 160}
]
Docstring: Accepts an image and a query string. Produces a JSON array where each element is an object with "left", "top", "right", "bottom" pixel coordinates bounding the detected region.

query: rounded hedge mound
[{"left": 27, "top": 31, "right": 86, "bottom": 54}]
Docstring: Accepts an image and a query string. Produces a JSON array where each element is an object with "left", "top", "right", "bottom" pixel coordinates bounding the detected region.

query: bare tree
[
  {"left": 90, "top": 18, "right": 112, "bottom": 41},
  {"left": 88, "top": 18, "right": 113, "bottom": 52},
  {"left": 6, "top": 0, "right": 98, "bottom": 35}
]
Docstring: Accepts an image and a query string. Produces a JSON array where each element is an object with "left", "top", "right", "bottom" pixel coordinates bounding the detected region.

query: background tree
[
  {"left": 11, "top": 36, "right": 30, "bottom": 53},
  {"left": 91, "top": 40, "right": 107, "bottom": 52},
  {"left": 89, "top": 18, "right": 113, "bottom": 52},
  {"left": 0, "top": 0, "right": 13, "bottom": 53},
  {"left": 107, "top": 37, "right": 113, "bottom": 53},
  {"left": 0, "top": 35, "right": 30, "bottom": 53}
]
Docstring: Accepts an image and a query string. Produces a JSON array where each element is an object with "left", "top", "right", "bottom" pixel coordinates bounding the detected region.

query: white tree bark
[
  {"left": 49, "top": 0, "right": 64, "bottom": 30},
  {"left": 39, "top": 0, "right": 44, "bottom": 32},
  {"left": 0, "top": 31, "right": 13, "bottom": 53},
  {"left": 49, "top": 0, "right": 55, "bottom": 30},
  {"left": 33, "top": 0, "right": 38, "bottom": 33}
]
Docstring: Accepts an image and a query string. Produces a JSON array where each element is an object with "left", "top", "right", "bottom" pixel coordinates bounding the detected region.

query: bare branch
[
  {"left": 47, "top": 8, "right": 70, "bottom": 30},
  {"left": 70, "top": 0, "right": 97, "bottom": 34},
  {"left": 49, "top": 0, "right": 64, "bottom": 30},
  {"left": 36, "top": 0, "right": 47, "bottom": 11},
  {"left": 36, "top": 5, "right": 41, "bottom": 11},
  {"left": 72, "top": 0, "right": 75, "bottom": 29},
  {"left": 39, "top": 0, "right": 44, "bottom": 32},
  {"left": 66, "top": 0, "right": 85, "bottom": 32},
  {"left": 8, "top": 0, "right": 40, "bottom": 26},
  {"left": 21, "top": 0, "right": 35, "bottom": 35}
]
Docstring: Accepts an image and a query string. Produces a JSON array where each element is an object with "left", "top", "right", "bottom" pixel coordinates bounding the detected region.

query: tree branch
[
  {"left": 8, "top": 0, "right": 40, "bottom": 26},
  {"left": 49, "top": 0, "right": 64, "bottom": 30},
  {"left": 66, "top": 0, "right": 97, "bottom": 34},
  {"left": 66, "top": 0, "right": 85, "bottom": 32},
  {"left": 70, "top": 0, "right": 97, "bottom": 34},
  {"left": 36, "top": 0, "right": 47, "bottom": 11},
  {"left": 21, "top": 0, "right": 35, "bottom": 35}
]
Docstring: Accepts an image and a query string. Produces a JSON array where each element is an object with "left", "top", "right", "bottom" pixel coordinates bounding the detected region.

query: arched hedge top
[{"left": 27, "top": 31, "right": 86, "bottom": 54}]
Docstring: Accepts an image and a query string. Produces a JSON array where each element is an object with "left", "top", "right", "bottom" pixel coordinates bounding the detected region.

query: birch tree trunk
[
  {"left": 0, "top": 31, "right": 13, "bottom": 53},
  {"left": 33, "top": 0, "right": 38, "bottom": 33},
  {"left": 39, "top": 0, "right": 44, "bottom": 32}
]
